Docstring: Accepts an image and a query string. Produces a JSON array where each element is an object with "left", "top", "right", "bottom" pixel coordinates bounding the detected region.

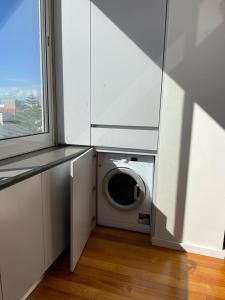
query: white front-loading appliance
[{"left": 97, "top": 152, "right": 154, "bottom": 233}]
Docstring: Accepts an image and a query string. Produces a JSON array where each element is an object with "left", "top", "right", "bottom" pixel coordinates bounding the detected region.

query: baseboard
[
  {"left": 21, "top": 275, "right": 45, "bottom": 300},
  {"left": 152, "top": 237, "right": 225, "bottom": 259}
]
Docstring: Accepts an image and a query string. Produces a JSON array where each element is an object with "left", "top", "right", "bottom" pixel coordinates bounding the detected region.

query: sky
[{"left": 0, "top": 0, "right": 41, "bottom": 101}]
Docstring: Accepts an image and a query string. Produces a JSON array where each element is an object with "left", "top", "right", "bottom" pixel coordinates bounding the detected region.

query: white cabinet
[
  {"left": 70, "top": 149, "right": 96, "bottom": 271},
  {"left": 91, "top": 127, "right": 159, "bottom": 151},
  {"left": 42, "top": 162, "right": 70, "bottom": 270},
  {"left": 0, "top": 158, "right": 77, "bottom": 299},
  {"left": 91, "top": 0, "right": 167, "bottom": 127},
  {"left": 0, "top": 175, "right": 44, "bottom": 300},
  {"left": 55, "top": 0, "right": 167, "bottom": 151},
  {"left": 55, "top": 0, "right": 91, "bottom": 145}
]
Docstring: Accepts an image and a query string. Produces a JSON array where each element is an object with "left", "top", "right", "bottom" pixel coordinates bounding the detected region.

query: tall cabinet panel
[
  {"left": 0, "top": 175, "right": 44, "bottom": 300},
  {"left": 70, "top": 149, "right": 96, "bottom": 271},
  {"left": 91, "top": 0, "right": 167, "bottom": 127},
  {"left": 55, "top": 0, "right": 91, "bottom": 145},
  {"left": 42, "top": 162, "right": 70, "bottom": 270}
]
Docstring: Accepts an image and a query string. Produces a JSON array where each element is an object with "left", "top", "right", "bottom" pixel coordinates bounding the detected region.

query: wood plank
[{"left": 29, "top": 226, "right": 225, "bottom": 300}]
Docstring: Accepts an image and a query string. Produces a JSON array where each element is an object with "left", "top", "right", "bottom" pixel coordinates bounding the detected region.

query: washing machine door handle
[{"left": 134, "top": 184, "right": 141, "bottom": 202}]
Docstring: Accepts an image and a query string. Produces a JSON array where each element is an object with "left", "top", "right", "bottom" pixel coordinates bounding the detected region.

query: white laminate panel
[
  {"left": 91, "top": 0, "right": 167, "bottom": 127},
  {"left": 70, "top": 149, "right": 95, "bottom": 271},
  {"left": 91, "top": 127, "right": 158, "bottom": 151},
  {"left": 42, "top": 162, "right": 70, "bottom": 270},
  {"left": 55, "top": 0, "right": 91, "bottom": 145},
  {"left": 154, "top": 0, "right": 225, "bottom": 257},
  {"left": 0, "top": 175, "right": 44, "bottom": 300}
]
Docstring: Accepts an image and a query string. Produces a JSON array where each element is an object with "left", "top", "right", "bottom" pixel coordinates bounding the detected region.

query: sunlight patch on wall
[
  {"left": 157, "top": 74, "right": 187, "bottom": 238},
  {"left": 183, "top": 103, "right": 225, "bottom": 248}
]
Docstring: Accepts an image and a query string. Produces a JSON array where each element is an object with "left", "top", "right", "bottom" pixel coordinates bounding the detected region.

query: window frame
[{"left": 0, "top": 0, "right": 55, "bottom": 160}]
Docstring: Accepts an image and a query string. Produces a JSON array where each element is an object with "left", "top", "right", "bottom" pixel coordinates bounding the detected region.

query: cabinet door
[
  {"left": 0, "top": 175, "right": 44, "bottom": 300},
  {"left": 70, "top": 149, "right": 96, "bottom": 271},
  {"left": 42, "top": 162, "right": 70, "bottom": 270},
  {"left": 91, "top": 0, "right": 167, "bottom": 127}
]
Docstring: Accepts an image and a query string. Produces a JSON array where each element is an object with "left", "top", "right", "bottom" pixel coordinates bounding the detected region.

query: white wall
[{"left": 153, "top": 0, "right": 225, "bottom": 258}]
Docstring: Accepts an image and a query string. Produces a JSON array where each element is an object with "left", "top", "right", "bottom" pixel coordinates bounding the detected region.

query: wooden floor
[{"left": 29, "top": 226, "right": 225, "bottom": 300}]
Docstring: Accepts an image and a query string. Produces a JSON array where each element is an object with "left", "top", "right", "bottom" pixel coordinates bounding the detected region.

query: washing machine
[{"left": 97, "top": 152, "right": 154, "bottom": 233}]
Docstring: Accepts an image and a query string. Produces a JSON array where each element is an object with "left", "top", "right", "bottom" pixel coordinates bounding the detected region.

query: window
[{"left": 0, "top": 0, "right": 54, "bottom": 159}]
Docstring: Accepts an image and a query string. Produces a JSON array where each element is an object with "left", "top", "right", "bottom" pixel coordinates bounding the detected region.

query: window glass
[{"left": 0, "top": 0, "right": 48, "bottom": 139}]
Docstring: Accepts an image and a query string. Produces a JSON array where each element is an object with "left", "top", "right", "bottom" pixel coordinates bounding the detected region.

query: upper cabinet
[
  {"left": 55, "top": 0, "right": 91, "bottom": 145},
  {"left": 91, "top": 0, "right": 167, "bottom": 127},
  {"left": 55, "top": 0, "right": 167, "bottom": 150}
]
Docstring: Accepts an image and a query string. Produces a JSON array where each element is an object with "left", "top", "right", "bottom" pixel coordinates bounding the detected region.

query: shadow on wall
[{"left": 91, "top": 0, "right": 166, "bottom": 63}]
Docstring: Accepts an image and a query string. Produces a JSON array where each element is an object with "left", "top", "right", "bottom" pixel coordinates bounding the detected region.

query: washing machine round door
[{"left": 103, "top": 167, "right": 146, "bottom": 210}]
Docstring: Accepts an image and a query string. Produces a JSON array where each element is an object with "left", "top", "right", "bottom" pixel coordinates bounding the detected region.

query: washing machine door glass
[{"left": 103, "top": 168, "right": 146, "bottom": 210}]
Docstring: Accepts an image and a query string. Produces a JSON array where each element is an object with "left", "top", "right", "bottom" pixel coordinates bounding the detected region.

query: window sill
[{"left": 0, "top": 145, "right": 89, "bottom": 190}]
